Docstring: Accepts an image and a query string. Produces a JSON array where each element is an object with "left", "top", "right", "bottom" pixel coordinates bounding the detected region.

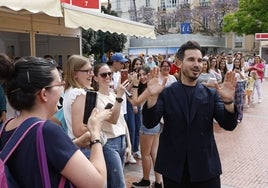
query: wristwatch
[{"left": 116, "top": 97, "right": 123, "bottom": 103}]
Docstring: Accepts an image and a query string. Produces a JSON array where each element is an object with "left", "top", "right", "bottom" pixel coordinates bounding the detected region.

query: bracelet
[
  {"left": 132, "top": 85, "right": 139, "bottom": 88},
  {"left": 90, "top": 139, "right": 102, "bottom": 148},
  {"left": 223, "top": 100, "right": 233, "bottom": 105}
]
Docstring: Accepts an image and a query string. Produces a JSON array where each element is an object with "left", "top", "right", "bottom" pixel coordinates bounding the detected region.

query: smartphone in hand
[
  {"left": 83, "top": 91, "right": 98, "bottom": 124},
  {"left": 207, "top": 77, "right": 217, "bottom": 85},
  {"left": 105, "top": 103, "right": 114, "bottom": 109},
  {"left": 121, "top": 69, "right": 128, "bottom": 84},
  {"left": 125, "top": 89, "right": 132, "bottom": 98}
]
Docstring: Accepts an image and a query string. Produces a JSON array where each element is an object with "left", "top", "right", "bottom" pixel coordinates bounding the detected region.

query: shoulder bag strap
[
  {"left": 36, "top": 121, "right": 51, "bottom": 188},
  {"left": 0, "top": 117, "right": 43, "bottom": 163},
  {"left": 36, "top": 122, "right": 73, "bottom": 188}
]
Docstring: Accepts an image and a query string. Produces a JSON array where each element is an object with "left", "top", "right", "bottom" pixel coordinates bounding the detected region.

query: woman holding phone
[
  {"left": 197, "top": 58, "right": 217, "bottom": 87},
  {"left": 0, "top": 56, "right": 110, "bottom": 187},
  {"left": 126, "top": 57, "right": 145, "bottom": 162},
  {"left": 63, "top": 55, "right": 107, "bottom": 157},
  {"left": 92, "top": 63, "right": 132, "bottom": 188}
]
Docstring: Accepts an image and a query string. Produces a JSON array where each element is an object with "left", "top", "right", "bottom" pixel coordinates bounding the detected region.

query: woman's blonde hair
[{"left": 64, "top": 55, "right": 91, "bottom": 90}]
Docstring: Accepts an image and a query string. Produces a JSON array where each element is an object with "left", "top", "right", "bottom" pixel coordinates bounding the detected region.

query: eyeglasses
[
  {"left": 44, "top": 81, "right": 65, "bottom": 89},
  {"left": 99, "top": 72, "right": 112, "bottom": 78},
  {"left": 75, "top": 69, "right": 93, "bottom": 74}
]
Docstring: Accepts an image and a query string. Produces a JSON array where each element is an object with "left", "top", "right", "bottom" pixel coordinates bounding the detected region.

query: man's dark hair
[{"left": 176, "top": 41, "right": 202, "bottom": 61}]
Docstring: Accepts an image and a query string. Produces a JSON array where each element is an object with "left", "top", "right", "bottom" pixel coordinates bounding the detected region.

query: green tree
[
  {"left": 82, "top": 6, "right": 127, "bottom": 58},
  {"left": 223, "top": 0, "right": 268, "bottom": 35}
]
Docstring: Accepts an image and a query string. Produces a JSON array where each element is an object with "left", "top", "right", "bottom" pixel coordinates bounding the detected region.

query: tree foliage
[
  {"left": 223, "top": 0, "right": 268, "bottom": 35},
  {"left": 82, "top": 6, "right": 127, "bottom": 58}
]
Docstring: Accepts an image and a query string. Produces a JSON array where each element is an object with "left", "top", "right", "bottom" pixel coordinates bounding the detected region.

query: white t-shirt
[
  {"left": 111, "top": 71, "right": 127, "bottom": 115},
  {"left": 63, "top": 87, "right": 86, "bottom": 139},
  {"left": 226, "top": 63, "right": 234, "bottom": 71},
  {"left": 164, "top": 74, "right": 177, "bottom": 86},
  {"left": 97, "top": 92, "right": 127, "bottom": 139}
]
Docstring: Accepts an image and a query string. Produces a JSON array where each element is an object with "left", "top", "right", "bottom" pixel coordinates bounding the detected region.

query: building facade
[{"left": 109, "top": 0, "right": 259, "bottom": 57}]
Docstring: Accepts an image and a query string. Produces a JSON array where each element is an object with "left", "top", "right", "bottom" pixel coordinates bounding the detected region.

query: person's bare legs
[
  {"left": 140, "top": 133, "right": 155, "bottom": 181},
  {"left": 151, "top": 134, "right": 162, "bottom": 184}
]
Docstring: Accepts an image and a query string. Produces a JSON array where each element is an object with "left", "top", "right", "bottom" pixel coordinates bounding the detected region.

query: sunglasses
[{"left": 99, "top": 72, "right": 112, "bottom": 78}]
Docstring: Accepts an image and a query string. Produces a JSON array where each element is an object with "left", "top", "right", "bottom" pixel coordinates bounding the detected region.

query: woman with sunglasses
[
  {"left": 0, "top": 56, "right": 110, "bottom": 187},
  {"left": 92, "top": 63, "right": 132, "bottom": 188},
  {"left": 63, "top": 55, "right": 107, "bottom": 157}
]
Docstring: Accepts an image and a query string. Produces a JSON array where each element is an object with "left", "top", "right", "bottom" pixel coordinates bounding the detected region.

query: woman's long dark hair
[{"left": 137, "top": 65, "right": 150, "bottom": 96}]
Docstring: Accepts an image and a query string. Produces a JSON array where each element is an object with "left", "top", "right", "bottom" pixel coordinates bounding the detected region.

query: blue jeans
[
  {"left": 103, "top": 135, "right": 126, "bottom": 188},
  {"left": 80, "top": 148, "right": 90, "bottom": 158},
  {"left": 126, "top": 101, "right": 141, "bottom": 152}
]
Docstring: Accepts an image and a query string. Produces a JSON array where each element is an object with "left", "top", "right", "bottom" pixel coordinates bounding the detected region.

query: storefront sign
[
  {"left": 255, "top": 33, "right": 268, "bottom": 40},
  {"left": 61, "top": 0, "right": 99, "bottom": 10}
]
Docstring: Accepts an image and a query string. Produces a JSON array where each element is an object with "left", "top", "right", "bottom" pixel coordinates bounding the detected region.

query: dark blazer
[{"left": 143, "top": 81, "right": 238, "bottom": 183}]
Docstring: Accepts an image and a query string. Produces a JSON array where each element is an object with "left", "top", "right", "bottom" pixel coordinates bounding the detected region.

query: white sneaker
[
  {"left": 128, "top": 155, "right": 137, "bottom": 164},
  {"left": 133, "top": 151, "right": 142, "bottom": 159},
  {"left": 258, "top": 99, "right": 262, "bottom": 103}
]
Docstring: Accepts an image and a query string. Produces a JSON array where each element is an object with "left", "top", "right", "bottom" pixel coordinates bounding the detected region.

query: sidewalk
[{"left": 124, "top": 80, "right": 268, "bottom": 188}]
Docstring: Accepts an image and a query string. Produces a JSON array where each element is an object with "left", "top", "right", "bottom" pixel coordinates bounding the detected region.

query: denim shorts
[{"left": 140, "top": 123, "right": 161, "bottom": 135}]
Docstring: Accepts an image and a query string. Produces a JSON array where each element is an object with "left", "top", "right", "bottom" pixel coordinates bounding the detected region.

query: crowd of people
[
  {"left": 197, "top": 51, "right": 265, "bottom": 123},
  {"left": 0, "top": 40, "right": 265, "bottom": 188}
]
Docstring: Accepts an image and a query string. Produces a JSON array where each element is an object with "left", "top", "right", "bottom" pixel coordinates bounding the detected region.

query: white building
[{"left": 109, "top": 0, "right": 258, "bottom": 57}]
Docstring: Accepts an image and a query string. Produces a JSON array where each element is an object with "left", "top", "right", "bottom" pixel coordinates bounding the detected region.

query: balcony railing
[
  {"left": 199, "top": 2, "right": 211, "bottom": 7},
  {"left": 180, "top": 3, "right": 190, "bottom": 9},
  {"left": 158, "top": 6, "right": 166, "bottom": 12}
]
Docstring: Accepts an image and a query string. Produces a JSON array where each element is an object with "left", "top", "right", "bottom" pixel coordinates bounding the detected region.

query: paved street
[{"left": 124, "top": 80, "right": 268, "bottom": 188}]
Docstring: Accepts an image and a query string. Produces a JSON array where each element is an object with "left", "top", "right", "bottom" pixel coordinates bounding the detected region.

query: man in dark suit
[{"left": 141, "top": 41, "right": 238, "bottom": 188}]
